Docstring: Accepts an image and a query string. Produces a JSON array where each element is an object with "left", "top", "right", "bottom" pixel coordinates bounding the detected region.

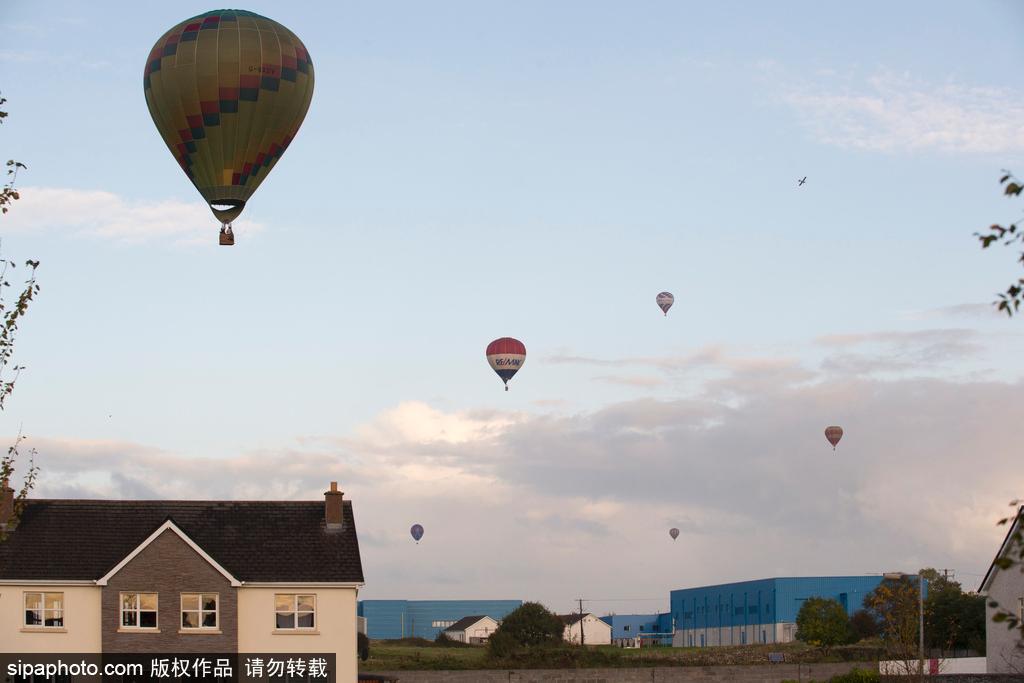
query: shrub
[
  {"left": 827, "top": 668, "right": 879, "bottom": 682},
  {"left": 357, "top": 632, "right": 369, "bottom": 661}
]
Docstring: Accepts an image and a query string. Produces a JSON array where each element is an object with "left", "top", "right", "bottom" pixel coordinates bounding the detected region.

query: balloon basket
[{"left": 219, "top": 225, "right": 235, "bottom": 246}]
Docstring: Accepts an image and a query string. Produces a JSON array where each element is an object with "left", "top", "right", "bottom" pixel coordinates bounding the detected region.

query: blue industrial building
[
  {"left": 358, "top": 600, "right": 522, "bottom": 640},
  {"left": 600, "top": 613, "right": 674, "bottom": 645},
  {"left": 668, "top": 576, "right": 889, "bottom": 647}
]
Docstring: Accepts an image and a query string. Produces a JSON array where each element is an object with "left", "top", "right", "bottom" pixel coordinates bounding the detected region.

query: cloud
[
  {"left": 3, "top": 187, "right": 264, "bottom": 246},
  {"left": 12, "top": 333, "right": 1022, "bottom": 611},
  {"left": 779, "top": 71, "right": 1024, "bottom": 154},
  {"left": 815, "top": 328, "right": 984, "bottom": 375},
  {"left": 592, "top": 375, "right": 666, "bottom": 388}
]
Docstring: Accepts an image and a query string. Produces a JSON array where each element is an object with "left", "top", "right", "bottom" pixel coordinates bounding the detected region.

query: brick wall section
[
  {"left": 102, "top": 529, "right": 237, "bottom": 653},
  {"left": 364, "top": 662, "right": 868, "bottom": 682}
]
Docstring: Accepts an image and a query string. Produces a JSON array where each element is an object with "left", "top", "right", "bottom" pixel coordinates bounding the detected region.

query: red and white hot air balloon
[
  {"left": 656, "top": 291, "right": 674, "bottom": 316},
  {"left": 486, "top": 337, "right": 526, "bottom": 391},
  {"left": 825, "top": 426, "right": 844, "bottom": 451}
]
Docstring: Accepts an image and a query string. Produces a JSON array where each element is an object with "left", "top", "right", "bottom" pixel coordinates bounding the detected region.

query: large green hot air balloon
[{"left": 143, "top": 10, "right": 314, "bottom": 245}]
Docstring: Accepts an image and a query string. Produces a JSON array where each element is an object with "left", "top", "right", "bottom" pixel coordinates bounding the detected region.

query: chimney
[
  {"left": 0, "top": 479, "right": 14, "bottom": 530},
  {"left": 325, "top": 481, "right": 344, "bottom": 530}
]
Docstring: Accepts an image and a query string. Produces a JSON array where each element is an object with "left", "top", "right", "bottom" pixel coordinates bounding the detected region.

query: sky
[{"left": 2, "top": 1, "right": 1024, "bottom": 616}]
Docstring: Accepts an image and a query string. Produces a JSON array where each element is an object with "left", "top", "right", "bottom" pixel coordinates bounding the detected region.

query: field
[{"left": 360, "top": 639, "right": 884, "bottom": 671}]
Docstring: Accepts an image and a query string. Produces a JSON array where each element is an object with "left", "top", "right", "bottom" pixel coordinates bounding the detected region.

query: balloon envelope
[
  {"left": 144, "top": 10, "right": 314, "bottom": 235},
  {"left": 656, "top": 292, "right": 674, "bottom": 316},
  {"left": 669, "top": 527, "right": 680, "bottom": 540},
  {"left": 410, "top": 524, "right": 424, "bottom": 542},
  {"left": 825, "top": 425, "right": 844, "bottom": 449},
  {"left": 486, "top": 337, "right": 526, "bottom": 390}
]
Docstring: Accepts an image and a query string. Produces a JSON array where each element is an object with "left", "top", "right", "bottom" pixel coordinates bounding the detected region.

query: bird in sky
[{"left": 798, "top": 176, "right": 807, "bottom": 186}]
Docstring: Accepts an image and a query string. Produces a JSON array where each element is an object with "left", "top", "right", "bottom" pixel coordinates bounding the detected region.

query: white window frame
[
  {"left": 23, "top": 591, "right": 64, "bottom": 629},
  {"left": 120, "top": 592, "right": 159, "bottom": 630},
  {"left": 180, "top": 593, "right": 219, "bottom": 630},
  {"left": 274, "top": 593, "right": 316, "bottom": 630}
]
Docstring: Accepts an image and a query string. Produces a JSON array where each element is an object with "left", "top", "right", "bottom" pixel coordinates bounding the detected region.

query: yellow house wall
[
  {"left": 0, "top": 585, "right": 102, "bottom": 653},
  {"left": 237, "top": 587, "right": 357, "bottom": 683}
]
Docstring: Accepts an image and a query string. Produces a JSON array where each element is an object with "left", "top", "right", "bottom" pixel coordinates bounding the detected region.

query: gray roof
[
  {"left": 0, "top": 499, "right": 363, "bottom": 583},
  {"left": 444, "top": 615, "right": 491, "bottom": 632}
]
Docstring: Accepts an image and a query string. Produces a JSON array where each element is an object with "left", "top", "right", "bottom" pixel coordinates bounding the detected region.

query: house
[
  {"left": 980, "top": 506, "right": 1024, "bottom": 674},
  {"left": 357, "top": 599, "right": 521, "bottom": 640},
  {"left": 559, "top": 612, "right": 611, "bottom": 645},
  {"left": 442, "top": 615, "right": 498, "bottom": 644},
  {"left": 0, "top": 481, "right": 364, "bottom": 682}
]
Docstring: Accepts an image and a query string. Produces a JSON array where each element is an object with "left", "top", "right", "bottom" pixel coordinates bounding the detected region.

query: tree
[
  {"left": 486, "top": 602, "right": 563, "bottom": 657},
  {"left": 0, "top": 94, "right": 40, "bottom": 540},
  {"left": 795, "top": 597, "right": 855, "bottom": 650},
  {"left": 920, "top": 569, "right": 985, "bottom": 655},
  {"left": 976, "top": 172, "right": 1024, "bottom": 315},
  {"left": 849, "top": 609, "right": 880, "bottom": 642},
  {"left": 863, "top": 576, "right": 923, "bottom": 678}
]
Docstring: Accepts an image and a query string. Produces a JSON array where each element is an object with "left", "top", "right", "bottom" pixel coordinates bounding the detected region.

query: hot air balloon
[
  {"left": 486, "top": 338, "right": 526, "bottom": 391},
  {"left": 825, "top": 425, "right": 844, "bottom": 451},
  {"left": 656, "top": 292, "right": 674, "bottom": 316},
  {"left": 669, "top": 528, "right": 679, "bottom": 541},
  {"left": 143, "top": 10, "right": 314, "bottom": 245},
  {"left": 410, "top": 524, "right": 424, "bottom": 543}
]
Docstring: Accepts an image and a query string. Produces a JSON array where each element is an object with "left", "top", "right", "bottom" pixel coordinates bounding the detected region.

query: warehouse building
[
  {"left": 601, "top": 613, "right": 673, "bottom": 647},
  {"left": 669, "top": 576, "right": 885, "bottom": 647},
  {"left": 358, "top": 599, "right": 521, "bottom": 640}
]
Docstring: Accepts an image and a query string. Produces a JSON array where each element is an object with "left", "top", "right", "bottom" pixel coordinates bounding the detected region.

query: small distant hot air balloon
[
  {"left": 656, "top": 292, "right": 674, "bottom": 316},
  {"left": 143, "top": 10, "right": 315, "bottom": 245},
  {"left": 486, "top": 338, "right": 526, "bottom": 391},
  {"left": 669, "top": 528, "right": 680, "bottom": 541},
  {"left": 410, "top": 524, "right": 424, "bottom": 543},
  {"left": 825, "top": 426, "right": 844, "bottom": 451}
]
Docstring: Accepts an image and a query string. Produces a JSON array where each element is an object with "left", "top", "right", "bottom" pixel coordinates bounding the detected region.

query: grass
[{"left": 360, "top": 639, "right": 884, "bottom": 671}]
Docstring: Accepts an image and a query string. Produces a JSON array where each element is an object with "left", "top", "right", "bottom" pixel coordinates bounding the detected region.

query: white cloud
[
  {"left": 10, "top": 332, "right": 1023, "bottom": 611},
  {"left": 780, "top": 71, "right": 1024, "bottom": 154},
  {"left": 3, "top": 187, "right": 264, "bottom": 246}
]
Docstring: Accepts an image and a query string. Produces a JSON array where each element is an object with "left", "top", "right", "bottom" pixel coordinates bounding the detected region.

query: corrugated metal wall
[{"left": 358, "top": 599, "right": 522, "bottom": 640}]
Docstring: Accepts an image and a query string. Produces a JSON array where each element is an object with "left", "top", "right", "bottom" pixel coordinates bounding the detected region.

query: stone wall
[{"left": 365, "top": 662, "right": 867, "bottom": 682}]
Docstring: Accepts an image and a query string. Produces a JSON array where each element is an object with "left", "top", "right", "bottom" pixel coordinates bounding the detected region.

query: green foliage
[
  {"left": 0, "top": 94, "right": 27, "bottom": 216},
  {"left": 920, "top": 568, "right": 985, "bottom": 653},
  {"left": 0, "top": 94, "right": 40, "bottom": 541},
  {"left": 826, "top": 668, "right": 880, "bottom": 683},
  {"left": 976, "top": 171, "right": 1024, "bottom": 315},
  {"left": 862, "top": 576, "right": 921, "bottom": 664},
  {"left": 487, "top": 602, "right": 564, "bottom": 654},
  {"left": 848, "top": 609, "right": 879, "bottom": 642},
  {"left": 795, "top": 597, "right": 855, "bottom": 649},
  {"left": 357, "top": 632, "right": 369, "bottom": 661},
  {"left": 433, "top": 631, "right": 473, "bottom": 647}
]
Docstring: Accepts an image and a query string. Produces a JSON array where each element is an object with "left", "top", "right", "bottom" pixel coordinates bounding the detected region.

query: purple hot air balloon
[
  {"left": 656, "top": 292, "right": 674, "bottom": 316},
  {"left": 410, "top": 524, "right": 424, "bottom": 543},
  {"left": 669, "top": 527, "right": 680, "bottom": 541},
  {"left": 825, "top": 426, "right": 844, "bottom": 451}
]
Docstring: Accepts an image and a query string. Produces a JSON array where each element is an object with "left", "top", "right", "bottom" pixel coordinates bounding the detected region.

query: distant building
[
  {"left": 358, "top": 599, "right": 521, "bottom": 640},
  {"left": 980, "top": 506, "right": 1024, "bottom": 674},
  {"left": 669, "top": 576, "right": 885, "bottom": 647},
  {"left": 443, "top": 615, "right": 498, "bottom": 644},
  {"left": 559, "top": 612, "right": 611, "bottom": 645},
  {"left": 601, "top": 613, "right": 672, "bottom": 647}
]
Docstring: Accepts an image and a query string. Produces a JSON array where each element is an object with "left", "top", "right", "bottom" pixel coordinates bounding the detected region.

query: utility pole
[{"left": 578, "top": 598, "right": 586, "bottom": 646}]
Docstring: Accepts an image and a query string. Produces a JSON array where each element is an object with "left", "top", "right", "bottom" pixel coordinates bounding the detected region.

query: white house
[
  {"left": 560, "top": 612, "right": 611, "bottom": 645},
  {"left": 443, "top": 615, "right": 498, "bottom": 644},
  {"left": 980, "top": 506, "right": 1024, "bottom": 674}
]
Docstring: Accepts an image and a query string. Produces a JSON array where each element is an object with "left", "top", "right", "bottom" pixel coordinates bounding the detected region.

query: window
[
  {"left": 24, "top": 592, "right": 63, "bottom": 628},
  {"left": 275, "top": 594, "right": 315, "bottom": 629},
  {"left": 431, "top": 620, "right": 455, "bottom": 628},
  {"left": 181, "top": 593, "right": 218, "bottom": 629},
  {"left": 120, "top": 593, "right": 158, "bottom": 629},
  {"left": 623, "top": 624, "right": 630, "bottom": 632}
]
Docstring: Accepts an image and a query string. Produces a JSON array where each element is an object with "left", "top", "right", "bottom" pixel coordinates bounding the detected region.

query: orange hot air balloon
[
  {"left": 825, "top": 426, "right": 844, "bottom": 451},
  {"left": 143, "top": 10, "right": 314, "bottom": 245}
]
